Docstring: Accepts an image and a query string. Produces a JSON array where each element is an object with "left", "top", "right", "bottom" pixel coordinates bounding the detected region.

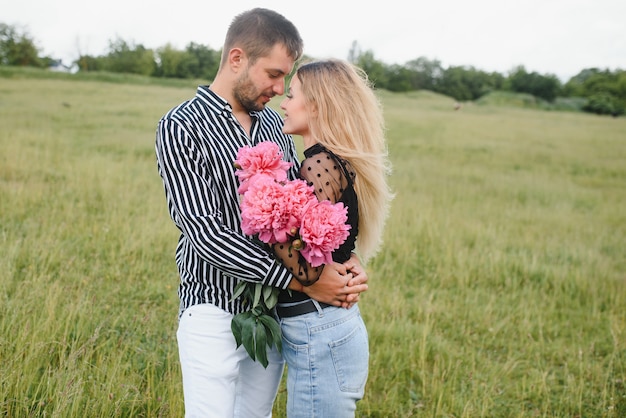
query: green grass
[{"left": 1, "top": 70, "right": 625, "bottom": 417}]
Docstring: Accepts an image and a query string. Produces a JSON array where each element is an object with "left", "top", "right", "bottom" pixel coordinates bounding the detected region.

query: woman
[{"left": 273, "top": 59, "right": 393, "bottom": 417}]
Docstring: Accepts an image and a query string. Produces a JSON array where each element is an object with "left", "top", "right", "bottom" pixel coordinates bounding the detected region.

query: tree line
[{"left": 2, "top": 23, "right": 624, "bottom": 116}]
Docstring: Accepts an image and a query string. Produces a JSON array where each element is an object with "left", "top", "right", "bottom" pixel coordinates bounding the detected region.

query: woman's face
[{"left": 280, "top": 75, "right": 312, "bottom": 138}]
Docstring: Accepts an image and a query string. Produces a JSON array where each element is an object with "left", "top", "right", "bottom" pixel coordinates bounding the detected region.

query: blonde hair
[{"left": 296, "top": 59, "right": 393, "bottom": 264}]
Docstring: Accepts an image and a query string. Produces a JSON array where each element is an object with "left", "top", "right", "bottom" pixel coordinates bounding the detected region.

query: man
[{"left": 155, "top": 8, "right": 368, "bottom": 418}]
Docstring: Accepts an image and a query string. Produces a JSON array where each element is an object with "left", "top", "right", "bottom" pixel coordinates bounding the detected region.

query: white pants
[{"left": 177, "top": 303, "right": 284, "bottom": 418}]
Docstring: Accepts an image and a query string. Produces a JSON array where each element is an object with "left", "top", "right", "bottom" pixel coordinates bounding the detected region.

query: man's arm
[{"left": 156, "top": 117, "right": 293, "bottom": 289}]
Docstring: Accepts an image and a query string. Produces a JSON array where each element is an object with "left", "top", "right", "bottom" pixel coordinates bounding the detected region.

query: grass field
[{"left": 1, "top": 69, "right": 625, "bottom": 417}]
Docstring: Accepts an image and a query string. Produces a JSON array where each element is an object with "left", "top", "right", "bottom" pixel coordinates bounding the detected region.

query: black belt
[{"left": 276, "top": 300, "right": 332, "bottom": 318}]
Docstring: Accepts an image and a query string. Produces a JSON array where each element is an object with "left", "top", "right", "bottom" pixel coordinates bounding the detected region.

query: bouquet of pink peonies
[
  {"left": 230, "top": 142, "right": 351, "bottom": 367},
  {"left": 235, "top": 142, "right": 351, "bottom": 265}
]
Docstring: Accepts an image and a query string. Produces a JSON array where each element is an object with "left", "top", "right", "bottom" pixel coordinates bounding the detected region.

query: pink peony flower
[
  {"left": 240, "top": 176, "right": 316, "bottom": 244},
  {"left": 299, "top": 200, "right": 351, "bottom": 267},
  {"left": 234, "top": 142, "right": 292, "bottom": 193}
]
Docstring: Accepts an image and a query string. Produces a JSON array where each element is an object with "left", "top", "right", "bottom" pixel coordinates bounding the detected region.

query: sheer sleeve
[
  {"left": 272, "top": 146, "right": 356, "bottom": 286},
  {"left": 272, "top": 241, "right": 323, "bottom": 286},
  {"left": 300, "top": 150, "right": 350, "bottom": 204}
]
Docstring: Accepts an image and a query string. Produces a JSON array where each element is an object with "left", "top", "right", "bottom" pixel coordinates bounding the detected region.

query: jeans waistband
[{"left": 276, "top": 300, "right": 332, "bottom": 318}]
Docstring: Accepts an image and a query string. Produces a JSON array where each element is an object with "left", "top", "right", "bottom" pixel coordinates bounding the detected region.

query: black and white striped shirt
[{"left": 155, "top": 86, "right": 300, "bottom": 317}]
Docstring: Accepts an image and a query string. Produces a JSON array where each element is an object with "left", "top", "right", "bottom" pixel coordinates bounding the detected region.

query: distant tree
[
  {"left": 154, "top": 42, "right": 219, "bottom": 80},
  {"left": 562, "top": 68, "right": 600, "bottom": 97},
  {"left": 103, "top": 37, "right": 155, "bottom": 76},
  {"left": 437, "top": 66, "right": 472, "bottom": 101},
  {"left": 185, "top": 42, "right": 220, "bottom": 80},
  {"left": 437, "top": 66, "right": 504, "bottom": 101},
  {"left": 583, "top": 69, "right": 625, "bottom": 99},
  {"left": 76, "top": 54, "right": 105, "bottom": 72},
  {"left": 616, "top": 70, "right": 626, "bottom": 108},
  {"left": 485, "top": 71, "right": 506, "bottom": 93},
  {"left": 355, "top": 50, "right": 388, "bottom": 89},
  {"left": 404, "top": 57, "right": 443, "bottom": 91},
  {"left": 583, "top": 92, "right": 625, "bottom": 116},
  {"left": 385, "top": 64, "right": 413, "bottom": 92},
  {"left": 565, "top": 68, "right": 626, "bottom": 115},
  {"left": 155, "top": 44, "right": 188, "bottom": 78},
  {"left": 0, "top": 23, "right": 42, "bottom": 67},
  {"left": 507, "top": 66, "right": 562, "bottom": 102}
]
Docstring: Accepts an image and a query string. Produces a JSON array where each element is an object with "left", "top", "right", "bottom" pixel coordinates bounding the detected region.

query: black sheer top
[{"left": 275, "top": 143, "right": 359, "bottom": 304}]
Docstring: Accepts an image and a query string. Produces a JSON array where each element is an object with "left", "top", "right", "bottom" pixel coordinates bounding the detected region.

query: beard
[{"left": 233, "top": 69, "right": 271, "bottom": 112}]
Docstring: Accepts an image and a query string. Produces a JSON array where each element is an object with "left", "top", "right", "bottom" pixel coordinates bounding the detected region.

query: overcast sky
[{"left": 4, "top": 0, "right": 625, "bottom": 81}]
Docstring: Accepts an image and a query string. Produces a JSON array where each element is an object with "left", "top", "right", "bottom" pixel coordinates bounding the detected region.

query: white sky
[{"left": 3, "top": 0, "right": 625, "bottom": 81}]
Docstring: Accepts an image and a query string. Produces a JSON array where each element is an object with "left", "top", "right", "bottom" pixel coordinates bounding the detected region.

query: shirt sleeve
[{"left": 156, "top": 117, "right": 293, "bottom": 289}]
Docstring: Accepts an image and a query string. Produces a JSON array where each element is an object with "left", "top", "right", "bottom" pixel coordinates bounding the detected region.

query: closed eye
[{"left": 268, "top": 71, "right": 284, "bottom": 79}]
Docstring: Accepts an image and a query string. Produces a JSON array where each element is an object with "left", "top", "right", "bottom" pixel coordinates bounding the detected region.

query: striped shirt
[{"left": 155, "top": 85, "right": 300, "bottom": 317}]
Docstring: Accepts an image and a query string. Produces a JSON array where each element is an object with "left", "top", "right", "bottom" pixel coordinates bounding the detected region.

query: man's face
[{"left": 233, "top": 44, "right": 295, "bottom": 112}]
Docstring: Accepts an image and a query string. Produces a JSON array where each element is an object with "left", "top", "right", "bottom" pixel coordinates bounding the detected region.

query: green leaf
[
  {"left": 255, "top": 323, "right": 268, "bottom": 368},
  {"left": 252, "top": 283, "right": 262, "bottom": 308},
  {"left": 264, "top": 288, "right": 279, "bottom": 309},
  {"left": 241, "top": 314, "right": 257, "bottom": 361},
  {"left": 231, "top": 311, "right": 252, "bottom": 348},
  {"left": 259, "top": 314, "right": 282, "bottom": 354},
  {"left": 231, "top": 281, "right": 247, "bottom": 301},
  {"left": 251, "top": 306, "right": 264, "bottom": 317}
]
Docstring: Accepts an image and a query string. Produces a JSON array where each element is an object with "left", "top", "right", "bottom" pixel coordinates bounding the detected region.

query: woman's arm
[{"left": 272, "top": 149, "right": 353, "bottom": 287}]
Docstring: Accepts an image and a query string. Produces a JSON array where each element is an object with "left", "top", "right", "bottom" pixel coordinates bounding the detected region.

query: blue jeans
[{"left": 279, "top": 303, "right": 369, "bottom": 418}]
